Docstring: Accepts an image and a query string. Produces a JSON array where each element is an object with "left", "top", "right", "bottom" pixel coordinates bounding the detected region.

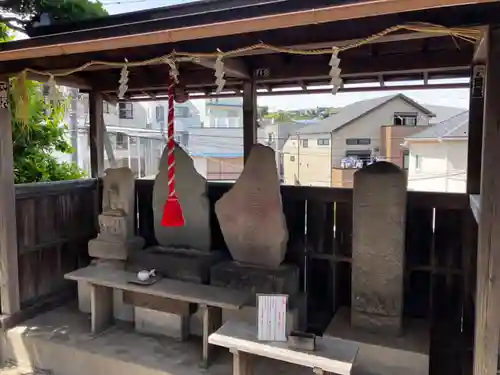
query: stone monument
[
  {"left": 129, "top": 144, "right": 223, "bottom": 340},
  {"left": 89, "top": 167, "right": 144, "bottom": 260},
  {"left": 351, "top": 162, "right": 406, "bottom": 335},
  {"left": 209, "top": 144, "right": 301, "bottom": 332},
  {"left": 80, "top": 167, "right": 144, "bottom": 322},
  {"left": 324, "top": 162, "right": 429, "bottom": 375}
]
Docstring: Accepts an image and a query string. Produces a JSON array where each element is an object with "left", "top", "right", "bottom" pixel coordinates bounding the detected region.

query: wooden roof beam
[{"left": 0, "top": 0, "right": 491, "bottom": 63}]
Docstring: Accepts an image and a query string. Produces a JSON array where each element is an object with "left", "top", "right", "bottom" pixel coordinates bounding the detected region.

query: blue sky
[{"left": 98, "top": 0, "right": 470, "bottom": 111}]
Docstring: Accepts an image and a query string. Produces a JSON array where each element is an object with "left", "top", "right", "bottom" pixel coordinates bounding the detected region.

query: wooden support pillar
[
  {"left": 467, "top": 31, "right": 487, "bottom": 195},
  {"left": 467, "top": 66, "right": 485, "bottom": 194},
  {"left": 89, "top": 92, "right": 105, "bottom": 178},
  {"left": 243, "top": 81, "right": 257, "bottom": 163},
  {"left": 0, "top": 81, "right": 20, "bottom": 314},
  {"left": 473, "top": 26, "right": 500, "bottom": 375}
]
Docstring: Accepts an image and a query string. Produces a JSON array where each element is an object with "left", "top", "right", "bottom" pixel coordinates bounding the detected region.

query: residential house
[
  {"left": 282, "top": 93, "right": 465, "bottom": 187},
  {"left": 182, "top": 127, "right": 267, "bottom": 181},
  {"left": 262, "top": 119, "right": 315, "bottom": 180},
  {"left": 404, "top": 111, "right": 469, "bottom": 193},
  {"left": 205, "top": 97, "right": 243, "bottom": 128},
  {"left": 64, "top": 94, "right": 202, "bottom": 178}
]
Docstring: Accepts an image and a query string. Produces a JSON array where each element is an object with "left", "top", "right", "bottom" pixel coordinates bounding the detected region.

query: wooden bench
[
  {"left": 209, "top": 320, "right": 359, "bottom": 375},
  {"left": 65, "top": 266, "right": 250, "bottom": 367}
]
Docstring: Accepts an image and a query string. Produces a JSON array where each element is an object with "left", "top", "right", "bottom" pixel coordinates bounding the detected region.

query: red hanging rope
[{"left": 160, "top": 87, "right": 185, "bottom": 227}]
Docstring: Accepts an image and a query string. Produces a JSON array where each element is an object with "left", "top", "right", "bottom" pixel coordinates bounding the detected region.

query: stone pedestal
[
  {"left": 210, "top": 261, "right": 300, "bottom": 303},
  {"left": 89, "top": 233, "right": 144, "bottom": 260},
  {"left": 129, "top": 247, "right": 224, "bottom": 284},
  {"left": 135, "top": 307, "right": 190, "bottom": 341},
  {"left": 351, "top": 162, "right": 406, "bottom": 335}
]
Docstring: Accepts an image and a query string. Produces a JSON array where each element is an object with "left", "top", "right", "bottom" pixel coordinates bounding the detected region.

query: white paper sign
[{"left": 257, "top": 294, "right": 288, "bottom": 341}]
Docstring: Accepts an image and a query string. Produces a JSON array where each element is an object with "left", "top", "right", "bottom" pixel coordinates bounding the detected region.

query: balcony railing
[{"left": 206, "top": 117, "right": 241, "bottom": 128}]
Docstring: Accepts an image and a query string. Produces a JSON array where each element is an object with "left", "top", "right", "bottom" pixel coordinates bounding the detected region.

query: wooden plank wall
[
  {"left": 135, "top": 181, "right": 477, "bottom": 374},
  {"left": 15, "top": 179, "right": 98, "bottom": 308}
]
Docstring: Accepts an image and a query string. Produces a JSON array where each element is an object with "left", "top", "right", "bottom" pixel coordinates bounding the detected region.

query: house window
[
  {"left": 290, "top": 155, "right": 296, "bottom": 162},
  {"left": 394, "top": 112, "right": 418, "bottom": 126},
  {"left": 346, "top": 138, "right": 371, "bottom": 145},
  {"left": 119, "top": 103, "right": 134, "bottom": 119},
  {"left": 317, "top": 138, "right": 330, "bottom": 146},
  {"left": 403, "top": 150, "right": 409, "bottom": 170},
  {"left": 302, "top": 139, "right": 309, "bottom": 148},
  {"left": 415, "top": 154, "right": 422, "bottom": 169},
  {"left": 116, "top": 132, "right": 128, "bottom": 150},
  {"left": 174, "top": 106, "right": 190, "bottom": 118},
  {"left": 155, "top": 105, "right": 165, "bottom": 122},
  {"left": 103, "top": 101, "right": 110, "bottom": 114}
]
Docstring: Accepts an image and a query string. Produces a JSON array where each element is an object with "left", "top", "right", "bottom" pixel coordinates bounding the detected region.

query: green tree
[
  {"left": 1, "top": 0, "right": 107, "bottom": 33},
  {"left": 0, "top": 25, "right": 86, "bottom": 183},
  {"left": 10, "top": 79, "right": 86, "bottom": 184}
]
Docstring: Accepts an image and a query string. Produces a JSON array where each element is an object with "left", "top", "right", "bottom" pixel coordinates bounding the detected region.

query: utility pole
[{"left": 69, "top": 88, "right": 79, "bottom": 166}]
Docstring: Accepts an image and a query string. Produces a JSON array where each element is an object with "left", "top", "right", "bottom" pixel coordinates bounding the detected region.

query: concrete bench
[
  {"left": 209, "top": 320, "right": 359, "bottom": 375},
  {"left": 65, "top": 266, "right": 250, "bottom": 367}
]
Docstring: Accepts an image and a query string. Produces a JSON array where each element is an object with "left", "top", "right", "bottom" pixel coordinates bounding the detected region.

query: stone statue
[{"left": 88, "top": 167, "right": 144, "bottom": 260}]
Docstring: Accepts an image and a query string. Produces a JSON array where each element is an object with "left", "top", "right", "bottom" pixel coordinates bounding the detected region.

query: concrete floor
[{"left": 0, "top": 303, "right": 311, "bottom": 375}]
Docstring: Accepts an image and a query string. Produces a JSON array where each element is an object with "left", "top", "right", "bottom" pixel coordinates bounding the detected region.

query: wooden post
[
  {"left": 243, "top": 81, "right": 257, "bottom": 163},
  {"left": 0, "top": 81, "right": 20, "bottom": 314},
  {"left": 467, "top": 67, "right": 484, "bottom": 194},
  {"left": 230, "top": 349, "right": 253, "bottom": 375},
  {"left": 467, "top": 32, "right": 487, "bottom": 194},
  {"left": 201, "top": 304, "right": 223, "bottom": 368},
  {"left": 473, "top": 26, "right": 500, "bottom": 375},
  {"left": 89, "top": 92, "right": 105, "bottom": 178}
]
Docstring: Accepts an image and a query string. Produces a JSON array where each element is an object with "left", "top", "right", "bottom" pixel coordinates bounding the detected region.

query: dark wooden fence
[
  {"left": 11, "top": 178, "right": 476, "bottom": 374},
  {"left": 15, "top": 179, "right": 98, "bottom": 309},
  {"left": 136, "top": 180, "right": 477, "bottom": 375}
]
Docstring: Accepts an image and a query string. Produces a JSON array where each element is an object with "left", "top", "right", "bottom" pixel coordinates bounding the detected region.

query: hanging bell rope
[{"left": 160, "top": 86, "right": 185, "bottom": 227}]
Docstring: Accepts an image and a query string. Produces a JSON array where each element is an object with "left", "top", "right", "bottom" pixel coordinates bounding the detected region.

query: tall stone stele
[
  {"left": 351, "top": 161, "right": 407, "bottom": 336},
  {"left": 88, "top": 167, "right": 145, "bottom": 260},
  {"left": 215, "top": 144, "right": 289, "bottom": 269}
]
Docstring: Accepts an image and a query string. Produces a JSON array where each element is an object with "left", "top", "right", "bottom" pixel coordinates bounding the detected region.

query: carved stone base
[
  {"left": 88, "top": 236, "right": 145, "bottom": 260},
  {"left": 135, "top": 307, "right": 190, "bottom": 341},
  {"left": 210, "top": 261, "right": 300, "bottom": 304},
  {"left": 128, "top": 246, "right": 225, "bottom": 284}
]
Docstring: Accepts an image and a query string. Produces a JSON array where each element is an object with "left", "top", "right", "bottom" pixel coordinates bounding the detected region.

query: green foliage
[
  {"left": 1, "top": 0, "right": 108, "bottom": 33},
  {"left": 38, "top": 0, "right": 107, "bottom": 23},
  {"left": 10, "top": 80, "right": 86, "bottom": 184}
]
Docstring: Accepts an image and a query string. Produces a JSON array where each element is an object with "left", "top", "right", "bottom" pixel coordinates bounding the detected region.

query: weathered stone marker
[
  {"left": 89, "top": 167, "right": 144, "bottom": 259},
  {"left": 209, "top": 144, "right": 301, "bottom": 332},
  {"left": 351, "top": 162, "right": 406, "bottom": 335},
  {"left": 215, "top": 144, "right": 288, "bottom": 269},
  {"left": 84, "top": 167, "right": 144, "bottom": 322},
  {"left": 153, "top": 144, "right": 211, "bottom": 251}
]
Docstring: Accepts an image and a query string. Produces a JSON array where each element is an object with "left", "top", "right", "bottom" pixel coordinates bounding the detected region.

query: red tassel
[{"left": 161, "top": 196, "right": 185, "bottom": 227}]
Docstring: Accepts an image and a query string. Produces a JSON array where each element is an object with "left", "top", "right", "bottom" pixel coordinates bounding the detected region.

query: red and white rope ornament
[{"left": 160, "top": 87, "right": 185, "bottom": 227}]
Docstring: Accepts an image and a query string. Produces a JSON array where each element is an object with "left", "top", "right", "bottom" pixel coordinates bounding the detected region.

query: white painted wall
[
  {"left": 407, "top": 140, "right": 467, "bottom": 193},
  {"left": 282, "top": 134, "right": 332, "bottom": 186},
  {"left": 282, "top": 96, "right": 433, "bottom": 186}
]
